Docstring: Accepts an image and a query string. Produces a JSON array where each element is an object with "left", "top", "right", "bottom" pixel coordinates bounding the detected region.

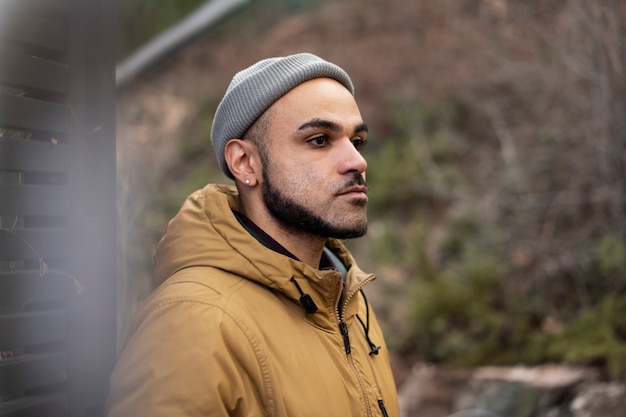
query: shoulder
[
  {"left": 129, "top": 266, "right": 257, "bottom": 335},
  {"left": 109, "top": 267, "right": 275, "bottom": 416},
  {"left": 118, "top": 266, "right": 273, "bottom": 381}
]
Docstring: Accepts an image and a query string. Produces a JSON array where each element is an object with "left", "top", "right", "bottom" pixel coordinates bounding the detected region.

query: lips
[{"left": 339, "top": 185, "right": 368, "bottom": 196}]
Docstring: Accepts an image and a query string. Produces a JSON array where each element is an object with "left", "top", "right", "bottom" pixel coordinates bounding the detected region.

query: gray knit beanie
[{"left": 211, "top": 52, "right": 355, "bottom": 179}]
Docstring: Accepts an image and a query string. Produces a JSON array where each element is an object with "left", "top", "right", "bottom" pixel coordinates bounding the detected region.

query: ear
[{"left": 224, "top": 139, "right": 259, "bottom": 186}]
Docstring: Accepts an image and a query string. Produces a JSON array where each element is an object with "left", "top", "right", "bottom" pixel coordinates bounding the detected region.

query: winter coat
[{"left": 106, "top": 184, "right": 399, "bottom": 417}]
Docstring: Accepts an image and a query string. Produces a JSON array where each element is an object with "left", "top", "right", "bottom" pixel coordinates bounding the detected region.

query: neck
[
  {"left": 240, "top": 195, "right": 327, "bottom": 268},
  {"left": 266, "top": 225, "right": 327, "bottom": 268}
]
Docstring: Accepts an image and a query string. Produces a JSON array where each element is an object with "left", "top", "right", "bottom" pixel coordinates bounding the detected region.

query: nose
[{"left": 338, "top": 138, "right": 368, "bottom": 175}]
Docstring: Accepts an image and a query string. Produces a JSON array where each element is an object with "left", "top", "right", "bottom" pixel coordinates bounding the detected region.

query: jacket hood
[{"left": 154, "top": 184, "right": 374, "bottom": 320}]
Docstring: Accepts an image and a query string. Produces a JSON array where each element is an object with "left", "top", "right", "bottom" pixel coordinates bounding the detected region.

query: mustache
[
  {"left": 340, "top": 173, "right": 368, "bottom": 191},
  {"left": 353, "top": 174, "right": 367, "bottom": 187}
]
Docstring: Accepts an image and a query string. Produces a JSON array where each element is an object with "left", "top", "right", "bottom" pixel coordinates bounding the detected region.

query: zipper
[
  {"left": 335, "top": 272, "right": 375, "bottom": 356},
  {"left": 339, "top": 319, "right": 373, "bottom": 417},
  {"left": 337, "top": 273, "right": 376, "bottom": 318},
  {"left": 373, "top": 385, "right": 390, "bottom": 417},
  {"left": 339, "top": 320, "right": 351, "bottom": 355},
  {"left": 335, "top": 272, "right": 377, "bottom": 417}
]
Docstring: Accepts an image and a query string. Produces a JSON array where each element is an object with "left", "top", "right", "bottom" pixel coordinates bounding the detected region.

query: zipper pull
[
  {"left": 339, "top": 320, "right": 351, "bottom": 355},
  {"left": 378, "top": 399, "right": 389, "bottom": 417},
  {"left": 373, "top": 385, "right": 390, "bottom": 417}
]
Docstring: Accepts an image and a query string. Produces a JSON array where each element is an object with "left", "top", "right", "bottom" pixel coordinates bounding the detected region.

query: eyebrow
[{"left": 297, "top": 118, "right": 369, "bottom": 135}]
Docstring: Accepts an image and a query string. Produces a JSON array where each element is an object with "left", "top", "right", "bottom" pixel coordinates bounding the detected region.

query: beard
[{"left": 261, "top": 169, "right": 368, "bottom": 240}]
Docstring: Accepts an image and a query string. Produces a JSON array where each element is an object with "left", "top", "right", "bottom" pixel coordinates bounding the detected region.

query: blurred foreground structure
[{"left": 0, "top": 0, "right": 116, "bottom": 416}]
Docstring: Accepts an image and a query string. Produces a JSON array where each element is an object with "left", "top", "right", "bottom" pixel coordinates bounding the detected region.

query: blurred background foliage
[
  {"left": 116, "top": 0, "right": 626, "bottom": 379},
  {"left": 116, "top": 0, "right": 328, "bottom": 61},
  {"left": 116, "top": 0, "right": 204, "bottom": 60}
]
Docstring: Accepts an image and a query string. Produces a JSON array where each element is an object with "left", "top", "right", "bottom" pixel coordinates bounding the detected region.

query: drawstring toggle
[{"left": 290, "top": 277, "right": 318, "bottom": 314}]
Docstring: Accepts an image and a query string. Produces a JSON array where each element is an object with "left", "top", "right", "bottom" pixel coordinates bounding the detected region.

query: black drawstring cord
[
  {"left": 290, "top": 277, "right": 379, "bottom": 355},
  {"left": 290, "top": 277, "right": 318, "bottom": 314},
  {"left": 356, "top": 289, "right": 381, "bottom": 355}
]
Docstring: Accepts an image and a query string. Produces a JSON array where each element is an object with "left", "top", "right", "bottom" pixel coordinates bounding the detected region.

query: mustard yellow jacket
[{"left": 107, "top": 184, "right": 399, "bottom": 416}]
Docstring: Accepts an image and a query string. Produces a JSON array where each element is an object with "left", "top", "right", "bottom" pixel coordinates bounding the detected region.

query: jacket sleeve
[{"left": 106, "top": 296, "right": 271, "bottom": 417}]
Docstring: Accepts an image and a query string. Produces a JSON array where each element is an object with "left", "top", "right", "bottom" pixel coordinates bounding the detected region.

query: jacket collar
[
  {"left": 233, "top": 210, "right": 339, "bottom": 272},
  {"left": 154, "top": 184, "right": 376, "bottom": 328}
]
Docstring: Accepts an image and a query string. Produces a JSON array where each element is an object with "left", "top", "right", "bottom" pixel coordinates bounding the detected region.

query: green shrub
[
  {"left": 547, "top": 295, "right": 626, "bottom": 379},
  {"left": 598, "top": 234, "right": 626, "bottom": 278}
]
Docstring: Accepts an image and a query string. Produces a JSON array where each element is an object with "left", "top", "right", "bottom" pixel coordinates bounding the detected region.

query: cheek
[
  {"left": 276, "top": 163, "right": 321, "bottom": 195},
  {"left": 265, "top": 148, "right": 328, "bottom": 193}
]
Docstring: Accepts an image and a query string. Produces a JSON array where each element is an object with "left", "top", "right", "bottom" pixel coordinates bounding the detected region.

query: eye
[
  {"left": 307, "top": 135, "right": 329, "bottom": 147},
  {"left": 352, "top": 137, "right": 368, "bottom": 152}
]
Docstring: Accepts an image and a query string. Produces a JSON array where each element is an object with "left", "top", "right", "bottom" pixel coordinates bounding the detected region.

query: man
[{"left": 107, "top": 53, "right": 399, "bottom": 416}]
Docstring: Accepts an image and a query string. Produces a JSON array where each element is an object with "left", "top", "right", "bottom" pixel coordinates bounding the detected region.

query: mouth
[{"left": 338, "top": 185, "right": 368, "bottom": 198}]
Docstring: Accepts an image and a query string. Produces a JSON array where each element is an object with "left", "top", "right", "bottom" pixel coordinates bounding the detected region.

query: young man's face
[{"left": 259, "top": 77, "right": 369, "bottom": 239}]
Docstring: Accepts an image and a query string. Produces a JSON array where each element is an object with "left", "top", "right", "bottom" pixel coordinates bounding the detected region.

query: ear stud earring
[{"left": 245, "top": 179, "right": 250, "bottom": 185}]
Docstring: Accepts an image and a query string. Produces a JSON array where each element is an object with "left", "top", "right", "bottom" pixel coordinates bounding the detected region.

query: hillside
[{"left": 116, "top": 0, "right": 626, "bottom": 388}]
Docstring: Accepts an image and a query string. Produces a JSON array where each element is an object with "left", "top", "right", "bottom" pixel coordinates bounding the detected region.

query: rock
[
  {"left": 471, "top": 365, "right": 592, "bottom": 390},
  {"left": 399, "top": 363, "right": 454, "bottom": 417},
  {"left": 460, "top": 365, "right": 594, "bottom": 417},
  {"left": 463, "top": 382, "right": 540, "bottom": 417},
  {"left": 570, "top": 382, "right": 626, "bottom": 417},
  {"left": 449, "top": 410, "right": 502, "bottom": 417},
  {"left": 397, "top": 363, "right": 625, "bottom": 417}
]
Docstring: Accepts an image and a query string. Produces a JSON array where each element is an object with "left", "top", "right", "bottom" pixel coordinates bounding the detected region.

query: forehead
[{"left": 267, "top": 78, "right": 363, "bottom": 131}]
